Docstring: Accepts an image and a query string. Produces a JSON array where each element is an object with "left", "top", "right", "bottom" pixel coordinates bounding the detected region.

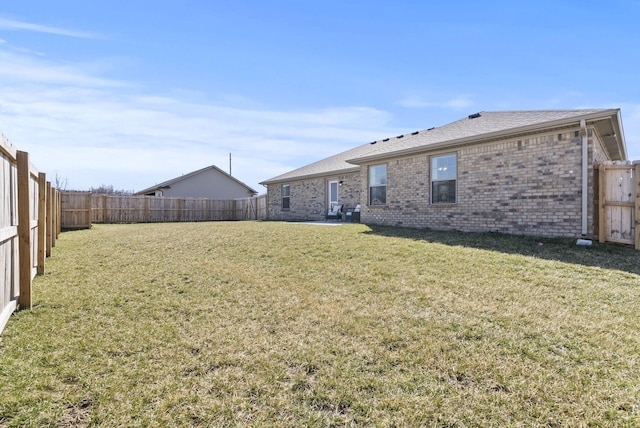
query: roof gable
[{"left": 136, "top": 165, "right": 257, "bottom": 195}]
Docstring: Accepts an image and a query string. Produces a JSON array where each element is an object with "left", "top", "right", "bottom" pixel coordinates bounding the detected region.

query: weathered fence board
[
  {"left": 0, "top": 136, "right": 19, "bottom": 334},
  {"left": 1, "top": 135, "right": 59, "bottom": 334},
  {"left": 17, "top": 150, "right": 40, "bottom": 309},
  {"left": 61, "top": 193, "right": 267, "bottom": 228},
  {"left": 636, "top": 163, "right": 640, "bottom": 250},
  {"left": 597, "top": 161, "right": 639, "bottom": 249},
  {"left": 60, "top": 192, "right": 92, "bottom": 229}
]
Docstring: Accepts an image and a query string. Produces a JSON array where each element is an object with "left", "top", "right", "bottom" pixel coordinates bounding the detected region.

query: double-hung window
[
  {"left": 431, "top": 154, "right": 457, "bottom": 204},
  {"left": 281, "top": 184, "right": 290, "bottom": 209},
  {"left": 369, "top": 164, "right": 387, "bottom": 205}
]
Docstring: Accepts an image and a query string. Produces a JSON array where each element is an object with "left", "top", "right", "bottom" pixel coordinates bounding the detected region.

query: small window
[
  {"left": 369, "top": 164, "right": 387, "bottom": 205},
  {"left": 281, "top": 184, "right": 290, "bottom": 209},
  {"left": 431, "top": 154, "right": 456, "bottom": 204}
]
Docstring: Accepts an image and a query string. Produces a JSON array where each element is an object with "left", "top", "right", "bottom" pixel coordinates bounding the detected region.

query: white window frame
[
  {"left": 368, "top": 164, "right": 387, "bottom": 206},
  {"left": 431, "top": 153, "right": 457, "bottom": 204},
  {"left": 281, "top": 184, "right": 290, "bottom": 210}
]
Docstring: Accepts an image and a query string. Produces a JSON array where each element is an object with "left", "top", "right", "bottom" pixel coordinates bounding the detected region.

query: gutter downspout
[{"left": 580, "top": 119, "right": 588, "bottom": 237}]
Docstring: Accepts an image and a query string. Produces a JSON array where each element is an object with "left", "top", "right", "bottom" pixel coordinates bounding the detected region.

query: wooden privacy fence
[
  {"left": 1, "top": 135, "right": 60, "bottom": 334},
  {"left": 61, "top": 193, "right": 267, "bottom": 228},
  {"left": 596, "top": 161, "right": 639, "bottom": 249}
]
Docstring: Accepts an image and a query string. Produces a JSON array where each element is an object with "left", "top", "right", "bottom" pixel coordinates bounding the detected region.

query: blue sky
[{"left": 1, "top": 1, "right": 639, "bottom": 193}]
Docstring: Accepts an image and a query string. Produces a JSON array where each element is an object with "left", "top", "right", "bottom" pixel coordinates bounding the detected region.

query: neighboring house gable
[
  {"left": 136, "top": 165, "right": 258, "bottom": 199},
  {"left": 260, "top": 109, "right": 628, "bottom": 239}
]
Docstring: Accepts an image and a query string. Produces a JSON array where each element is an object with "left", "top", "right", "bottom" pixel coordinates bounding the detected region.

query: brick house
[{"left": 260, "top": 109, "right": 628, "bottom": 238}]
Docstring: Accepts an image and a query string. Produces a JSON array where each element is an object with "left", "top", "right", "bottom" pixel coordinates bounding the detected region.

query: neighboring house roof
[
  {"left": 260, "top": 109, "right": 626, "bottom": 185},
  {"left": 136, "top": 165, "right": 258, "bottom": 196}
]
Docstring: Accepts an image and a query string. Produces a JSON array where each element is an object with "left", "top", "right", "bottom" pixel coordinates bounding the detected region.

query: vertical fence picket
[
  {"left": 596, "top": 161, "right": 638, "bottom": 248},
  {"left": 1, "top": 138, "right": 57, "bottom": 332},
  {"left": 0, "top": 136, "right": 19, "bottom": 332},
  {"left": 635, "top": 162, "right": 640, "bottom": 250},
  {"left": 46, "top": 182, "right": 52, "bottom": 257},
  {"left": 37, "top": 173, "right": 46, "bottom": 275},
  {"left": 61, "top": 194, "right": 268, "bottom": 228},
  {"left": 16, "top": 151, "right": 32, "bottom": 310}
]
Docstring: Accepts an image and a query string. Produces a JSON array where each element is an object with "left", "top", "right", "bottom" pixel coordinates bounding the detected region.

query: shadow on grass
[{"left": 362, "top": 225, "right": 640, "bottom": 276}]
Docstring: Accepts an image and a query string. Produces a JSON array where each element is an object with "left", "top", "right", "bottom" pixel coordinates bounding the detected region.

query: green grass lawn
[{"left": 1, "top": 221, "right": 639, "bottom": 427}]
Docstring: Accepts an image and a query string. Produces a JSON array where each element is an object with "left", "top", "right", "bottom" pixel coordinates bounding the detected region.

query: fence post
[
  {"left": 51, "top": 187, "right": 57, "bottom": 248},
  {"left": 16, "top": 151, "right": 32, "bottom": 310},
  {"left": 88, "top": 193, "right": 93, "bottom": 228},
  {"left": 37, "top": 172, "right": 46, "bottom": 275},
  {"left": 52, "top": 189, "right": 59, "bottom": 246},
  {"left": 46, "top": 182, "right": 52, "bottom": 256},
  {"left": 57, "top": 190, "right": 61, "bottom": 236},
  {"left": 635, "top": 162, "right": 640, "bottom": 250},
  {"left": 598, "top": 164, "right": 606, "bottom": 243}
]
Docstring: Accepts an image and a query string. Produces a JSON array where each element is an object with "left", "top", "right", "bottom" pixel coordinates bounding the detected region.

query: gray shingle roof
[
  {"left": 260, "top": 109, "right": 625, "bottom": 185},
  {"left": 259, "top": 143, "right": 368, "bottom": 184},
  {"left": 136, "top": 165, "right": 258, "bottom": 195},
  {"left": 350, "top": 109, "right": 620, "bottom": 164}
]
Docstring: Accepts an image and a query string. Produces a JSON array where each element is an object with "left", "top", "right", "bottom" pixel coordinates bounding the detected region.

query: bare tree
[
  {"left": 54, "top": 172, "right": 68, "bottom": 191},
  {"left": 90, "top": 184, "right": 133, "bottom": 195}
]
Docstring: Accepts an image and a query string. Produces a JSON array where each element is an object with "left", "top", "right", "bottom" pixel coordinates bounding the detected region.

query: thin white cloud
[
  {"left": 0, "top": 51, "right": 127, "bottom": 87},
  {"left": 0, "top": 75, "right": 399, "bottom": 192},
  {"left": 0, "top": 29, "right": 442, "bottom": 192},
  {"left": 0, "top": 17, "right": 99, "bottom": 39}
]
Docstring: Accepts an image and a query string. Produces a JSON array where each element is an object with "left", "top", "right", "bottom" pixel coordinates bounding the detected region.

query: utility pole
[{"left": 229, "top": 153, "right": 232, "bottom": 176}]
